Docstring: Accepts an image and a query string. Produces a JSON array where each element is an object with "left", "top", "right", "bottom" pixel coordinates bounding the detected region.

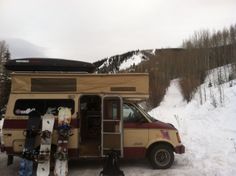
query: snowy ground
[
  {"left": 1, "top": 66, "right": 236, "bottom": 175},
  {"left": 149, "top": 75, "right": 236, "bottom": 175}
]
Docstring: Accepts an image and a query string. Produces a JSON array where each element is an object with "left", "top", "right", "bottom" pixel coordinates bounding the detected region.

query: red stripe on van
[
  {"left": 4, "top": 147, "right": 79, "bottom": 159},
  {"left": 123, "top": 147, "right": 146, "bottom": 158},
  {"left": 124, "top": 121, "right": 176, "bottom": 130},
  {"left": 3, "top": 119, "right": 79, "bottom": 129},
  {"left": 3, "top": 120, "right": 27, "bottom": 129},
  {"left": 5, "top": 146, "right": 146, "bottom": 159}
]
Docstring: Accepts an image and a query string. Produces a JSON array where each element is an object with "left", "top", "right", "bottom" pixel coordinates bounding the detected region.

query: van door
[
  {"left": 101, "top": 96, "right": 123, "bottom": 157},
  {"left": 123, "top": 103, "right": 149, "bottom": 158}
]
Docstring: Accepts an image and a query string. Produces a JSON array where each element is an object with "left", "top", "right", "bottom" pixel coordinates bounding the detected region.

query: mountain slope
[
  {"left": 149, "top": 66, "right": 236, "bottom": 175},
  {"left": 93, "top": 50, "right": 150, "bottom": 73}
]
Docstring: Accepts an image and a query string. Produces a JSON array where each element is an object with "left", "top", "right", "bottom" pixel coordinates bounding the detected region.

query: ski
[
  {"left": 54, "top": 107, "right": 72, "bottom": 176},
  {"left": 19, "top": 109, "right": 41, "bottom": 176},
  {"left": 36, "top": 110, "right": 55, "bottom": 176}
]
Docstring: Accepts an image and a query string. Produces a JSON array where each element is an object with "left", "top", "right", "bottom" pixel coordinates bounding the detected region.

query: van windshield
[{"left": 135, "top": 103, "right": 157, "bottom": 122}]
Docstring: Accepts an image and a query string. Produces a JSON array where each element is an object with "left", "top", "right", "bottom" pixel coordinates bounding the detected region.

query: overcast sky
[{"left": 0, "top": 0, "right": 236, "bottom": 62}]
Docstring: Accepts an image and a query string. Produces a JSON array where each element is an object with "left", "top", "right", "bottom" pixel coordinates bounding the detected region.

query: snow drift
[{"left": 149, "top": 66, "right": 236, "bottom": 176}]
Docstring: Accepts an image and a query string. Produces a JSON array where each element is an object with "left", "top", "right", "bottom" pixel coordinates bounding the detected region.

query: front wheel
[{"left": 148, "top": 144, "right": 174, "bottom": 169}]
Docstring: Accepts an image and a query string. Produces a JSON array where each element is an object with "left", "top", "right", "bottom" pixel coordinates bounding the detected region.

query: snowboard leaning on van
[
  {"left": 37, "top": 113, "right": 55, "bottom": 176},
  {"left": 19, "top": 110, "right": 41, "bottom": 176},
  {"left": 54, "top": 107, "right": 72, "bottom": 176}
]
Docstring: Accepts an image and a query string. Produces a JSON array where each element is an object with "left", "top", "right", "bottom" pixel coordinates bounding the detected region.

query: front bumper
[{"left": 174, "top": 144, "right": 185, "bottom": 154}]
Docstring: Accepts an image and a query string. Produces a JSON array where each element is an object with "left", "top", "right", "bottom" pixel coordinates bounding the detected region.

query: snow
[
  {"left": 98, "top": 58, "right": 109, "bottom": 70},
  {"left": 149, "top": 67, "right": 236, "bottom": 175},
  {"left": 152, "top": 49, "right": 156, "bottom": 55},
  {"left": 119, "top": 52, "right": 145, "bottom": 71},
  {"left": 98, "top": 51, "right": 148, "bottom": 72}
]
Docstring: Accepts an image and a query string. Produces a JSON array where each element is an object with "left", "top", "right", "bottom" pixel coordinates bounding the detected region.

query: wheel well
[{"left": 146, "top": 141, "right": 174, "bottom": 157}]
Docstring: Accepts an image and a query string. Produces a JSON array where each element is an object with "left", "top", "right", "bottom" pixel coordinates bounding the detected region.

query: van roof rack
[
  {"left": 10, "top": 71, "right": 89, "bottom": 74},
  {"left": 5, "top": 58, "right": 96, "bottom": 73}
]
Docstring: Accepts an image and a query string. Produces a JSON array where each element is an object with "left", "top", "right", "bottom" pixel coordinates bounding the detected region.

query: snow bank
[{"left": 149, "top": 68, "right": 236, "bottom": 175}]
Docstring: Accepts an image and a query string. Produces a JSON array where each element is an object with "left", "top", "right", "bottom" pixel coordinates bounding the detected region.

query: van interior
[{"left": 79, "top": 95, "right": 101, "bottom": 156}]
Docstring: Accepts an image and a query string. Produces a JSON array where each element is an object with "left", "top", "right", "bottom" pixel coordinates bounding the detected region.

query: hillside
[
  {"left": 94, "top": 48, "right": 185, "bottom": 74},
  {"left": 148, "top": 66, "right": 236, "bottom": 175},
  {"left": 93, "top": 44, "right": 236, "bottom": 109},
  {"left": 93, "top": 50, "right": 150, "bottom": 73},
  {"left": 93, "top": 25, "right": 236, "bottom": 109}
]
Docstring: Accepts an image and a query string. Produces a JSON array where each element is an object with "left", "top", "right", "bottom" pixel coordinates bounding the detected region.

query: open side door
[{"left": 101, "top": 96, "right": 123, "bottom": 157}]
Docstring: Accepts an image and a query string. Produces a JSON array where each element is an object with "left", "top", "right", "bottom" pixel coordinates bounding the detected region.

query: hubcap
[{"left": 154, "top": 149, "right": 170, "bottom": 167}]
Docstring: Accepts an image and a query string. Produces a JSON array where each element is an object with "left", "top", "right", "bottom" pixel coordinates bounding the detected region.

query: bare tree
[{"left": 0, "top": 41, "right": 11, "bottom": 110}]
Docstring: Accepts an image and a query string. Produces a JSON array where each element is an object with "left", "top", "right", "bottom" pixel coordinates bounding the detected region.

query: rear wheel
[{"left": 148, "top": 144, "right": 174, "bottom": 169}]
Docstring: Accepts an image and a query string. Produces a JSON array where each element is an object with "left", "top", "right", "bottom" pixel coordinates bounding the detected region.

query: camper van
[{"left": 1, "top": 58, "right": 185, "bottom": 169}]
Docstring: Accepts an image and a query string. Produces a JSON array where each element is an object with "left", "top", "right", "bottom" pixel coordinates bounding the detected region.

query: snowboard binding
[
  {"left": 58, "top": 125, "right": 71, "bottom": 138},
  {"left": 41, "top": 130, "right": 52, "bottom": 144},
  {"left": 22, "top": 148, "right": 38, "bottom": 161},
  {"left": 37, "top": 152, "right": 50, "bottom": 163},
  {"left": 54, "top": 151, "right": 68, "bottom": 161}
]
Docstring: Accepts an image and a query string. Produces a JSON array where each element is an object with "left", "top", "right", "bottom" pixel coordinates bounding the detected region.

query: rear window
[{"left": 14, "top": 99, "right": 75, "bottom": 116}]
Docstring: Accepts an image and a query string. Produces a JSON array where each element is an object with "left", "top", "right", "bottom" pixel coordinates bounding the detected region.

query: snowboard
[
  {"left": 36, "top": 113, "right": 55, "bottom": 176},
  {"left": 54, "top": 107, "right": 72, "bottom": 176},
  {"left": 19, "top": 110, "right": 41, "bottom": 176}
]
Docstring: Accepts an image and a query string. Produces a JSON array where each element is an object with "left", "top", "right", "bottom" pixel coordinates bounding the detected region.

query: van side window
[
  {"left": 123, "top": 104, "right": 145, "bottom": 123},
  {"left": 14, "top": 99, "right": 75, "bottom": 116}
]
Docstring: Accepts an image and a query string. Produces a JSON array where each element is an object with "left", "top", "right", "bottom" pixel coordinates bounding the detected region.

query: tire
[{"left": 148, "top": 144, "right": 174, "bottom": 169}]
